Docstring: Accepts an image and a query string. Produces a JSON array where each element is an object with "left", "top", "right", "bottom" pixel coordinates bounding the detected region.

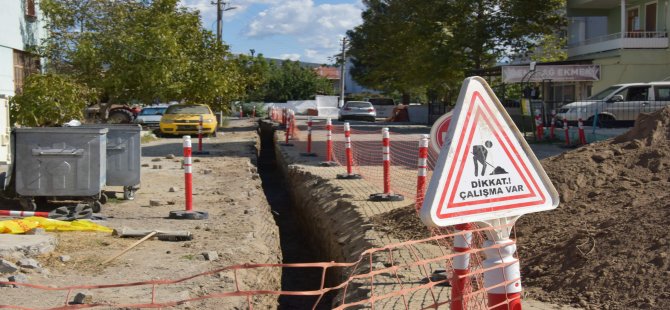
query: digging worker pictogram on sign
[{"left": 472, "top": 141, "right": 509, "bottom": 176}]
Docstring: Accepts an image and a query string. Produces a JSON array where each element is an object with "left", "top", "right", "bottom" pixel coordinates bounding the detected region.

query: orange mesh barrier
[{"left": 0, "top": 224, "right": 521, "bottom": 309}]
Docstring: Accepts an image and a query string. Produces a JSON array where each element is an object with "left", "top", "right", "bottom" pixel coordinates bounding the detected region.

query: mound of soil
[
  {"left": 517, "top": 107, "right": 670, "bottom": 309},
  {"left": 373, "top": 107, "right": 670, "bottom": 309}
]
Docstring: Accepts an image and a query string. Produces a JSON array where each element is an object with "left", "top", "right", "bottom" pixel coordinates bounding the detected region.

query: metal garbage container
[
  {"left": 13, "top": 127, "right": 108, "bottom": 211},
  {"left": 81, "top": 124, "right": 141, "bottom": 200}
]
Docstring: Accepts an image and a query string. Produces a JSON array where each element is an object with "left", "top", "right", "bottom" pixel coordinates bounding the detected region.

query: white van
[{"left": 555, "top": 82, "right": 670, "bottom": 126}]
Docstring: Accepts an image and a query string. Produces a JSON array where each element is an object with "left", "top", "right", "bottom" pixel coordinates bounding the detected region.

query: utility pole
[
  {"left": 216, "top": 0, "right": 222, "bottom": 44},
  {"left": 339, "top": 37, "right": 347, "bottom": 108},
  {"left": 211, "top": 1, "right": 236, "bottom": 45}
]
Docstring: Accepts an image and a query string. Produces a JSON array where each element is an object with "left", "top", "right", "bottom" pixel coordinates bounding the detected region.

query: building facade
[
  {"left": 0, "top": 0, "right": 44, "bottom": 98},
  {"left": 568, "top": 0, "right": 670, "bottom": 92}
]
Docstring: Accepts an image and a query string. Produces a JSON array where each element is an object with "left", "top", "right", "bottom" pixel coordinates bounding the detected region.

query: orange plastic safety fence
[
  {"left": 291, "top": 122, "right": 439, "bottom": 201},
  {"left": 0, "top": 224, "right": 521, "bottom": 310}
]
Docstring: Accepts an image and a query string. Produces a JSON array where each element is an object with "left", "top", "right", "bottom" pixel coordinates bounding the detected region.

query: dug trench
[{"left": 257, "top": 121, "right": 336, "bottom": 309}]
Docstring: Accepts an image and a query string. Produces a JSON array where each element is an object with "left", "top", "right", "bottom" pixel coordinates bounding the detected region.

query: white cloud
[
  {"left": 279, "top": 53, "right": 301, "bottom": 61},
  {"left": 245, "top": 0, "right": 362, "bottom": 62}
]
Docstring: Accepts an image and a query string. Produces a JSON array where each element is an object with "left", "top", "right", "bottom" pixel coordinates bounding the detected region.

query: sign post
[{"left": 421, "top": 77, "right": 559, "bottom": 310}]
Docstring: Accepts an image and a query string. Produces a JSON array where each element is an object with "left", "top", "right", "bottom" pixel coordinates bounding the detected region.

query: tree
[
  {"left": 261, "top": 61, "right": 333, "bottom": 102},
  {"left": 10, "top": 74, "right": 97, "bottom": 126},
  {"left": 38, "top": 0, "right": 243, "bottom": 113},
  {"left": 347, "top": 0, "right": 565, "bottom": 102}
]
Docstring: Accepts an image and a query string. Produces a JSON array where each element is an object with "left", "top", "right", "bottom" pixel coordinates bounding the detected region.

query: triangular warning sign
[{"left": 420, "top": 77, "right": 559, "bottom": 227}]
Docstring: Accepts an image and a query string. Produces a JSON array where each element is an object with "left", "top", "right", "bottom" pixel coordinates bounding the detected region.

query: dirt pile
[
  {"left": 518, "top": 107, "right": 670, "bottom": 309},
  {"left": 373, "top": 107, "right": 670, "bottom": 309}
]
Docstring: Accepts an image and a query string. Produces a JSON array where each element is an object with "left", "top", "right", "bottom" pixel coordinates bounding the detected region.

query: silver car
[
  {"left": 338, "top": 101, "right": 376, "bottom": 122},
  {"left": 134, "top": 105, "right": 168, "bottom": 128}
]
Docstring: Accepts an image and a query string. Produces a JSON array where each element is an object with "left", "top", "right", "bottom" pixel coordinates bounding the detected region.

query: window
[
  {"left": 654, "top": 86, "right": 670, "bottom": 101},
  {"left": 617, "top": 86, "right": 649, "bottom": 101},
  {"left": 627, "top": 7, "right": 640, "bottom": 32},
  {"left": 645, "top": 2, "right": 657, "bottom": 32},
  {"left": 25, "top": 0, "right": 36, "bottom": 17},
  {"left": 13, "top": 50, "right": 40, "bottom": 94}
]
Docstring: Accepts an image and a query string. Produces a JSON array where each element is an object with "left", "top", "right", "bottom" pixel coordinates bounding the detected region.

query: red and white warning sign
[{"left": 420, "top": 77, "right": 559, "bottom": 227}]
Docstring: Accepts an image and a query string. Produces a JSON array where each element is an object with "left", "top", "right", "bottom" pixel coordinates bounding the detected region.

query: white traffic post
[
  {"left": 336, "top": 122, "right": 361, "bottom": 179},
  {"left": 370, "top": 128, "right": 403, "bottom": 201},
  {"left": 415, "top": 134, "right": 429, "bottom": 211},
  {"left": 451, "top": 223, "right": 473, "bottom": 310},
  {"left": 578, "top": 111, "right": 586, "bottom": 145},
  {"left": 301, "top": 116, "right": 317, "bottom": 157},
  {"left": 481, "top": 234, "right": 522, "bottom": 310},
  {"left": 320, "top": 118, "right": 338, "bottom": 166},
  {"left": 169, "top": 136, "right": 208, "bottom": 220}
]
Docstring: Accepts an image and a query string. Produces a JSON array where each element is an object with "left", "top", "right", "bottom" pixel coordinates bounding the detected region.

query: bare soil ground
[
  {"left": 0, "top": 119, "right": 283, "bottom": 309},
  {"left": 372, "top": 107, "right": 670, "bottom": 310}
]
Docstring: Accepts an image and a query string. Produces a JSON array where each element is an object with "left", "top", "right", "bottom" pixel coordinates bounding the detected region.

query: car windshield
[
  {"left": 165, "top": 105, "right": 210, "bottom": 114},
  {"left": 346, "top": 102, "right": 372, "bottom": 108},
  {"left": 587, "top": 86, "right": 622, "bottom": 100},
  {"left": 139, "top": 107, "right": 167, "bottom": 115}
]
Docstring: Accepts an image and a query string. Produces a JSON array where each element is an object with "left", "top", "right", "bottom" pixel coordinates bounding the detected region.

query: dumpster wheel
[
  {"left": 19, "top": 198, "right": 36, "bottom": 211},
  {"left": 123, "top": 186, "right": 136, "bottom": 200}
]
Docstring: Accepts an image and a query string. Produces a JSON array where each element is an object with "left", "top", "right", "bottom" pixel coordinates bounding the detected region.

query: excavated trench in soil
[{"left": 257, "top": 123, "right": 334, "bottom": 309}]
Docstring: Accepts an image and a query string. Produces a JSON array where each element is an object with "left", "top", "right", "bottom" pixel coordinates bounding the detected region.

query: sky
[{"left": 180, "top": 0, "right": 364, "bottom": 64}]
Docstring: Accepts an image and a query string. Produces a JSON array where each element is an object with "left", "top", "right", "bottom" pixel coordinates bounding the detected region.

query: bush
[
  {"left": 10, "top": 74, "right": 97, "bottom": 127},
  {"left": 240, "top": 102, "right": 267, "bottom": 117}
]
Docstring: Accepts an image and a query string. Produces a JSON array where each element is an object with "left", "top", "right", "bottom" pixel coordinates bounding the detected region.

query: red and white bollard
[
  {"left": 578, "top": 113, "right": 587, "bottom": 145},
  {"left": 415, "top": 134, "right": 429, "bottom": 211},
  {"left": 534, "top": 109, "right": 543, "bottom": 142},
  {"left": 550, "top": 110, "right": 556, "bottom": 140},
  {"left": 301, "top": 116, "right": 317, "bottom": 157},
  {"left": 320, "top": 118, "right": 338, "bottom": 166},
  {"left": 283, "top": 110, "right": 294, "bottom": 146},
  {"left": 240, "top": 105, "right": 244, "bottom": 118},
  {"left": 563, "top": 117, "right": 570, "bottom": 146},
  {"left": 451, "top": 223, "right": 473, "bottom": 310},
  {"left": 336, "top": 122, "right": 361, "bottom": 179},
  {"left": 282, "top": 108, "right": 287, "bottom": 127},
  {"left": 483, "top": 239, "right": 522, "bottom": 310},
  {"left": 252, "top": 106, "right": 256, "bottom": 118},
  {"left": 370, "top": 128, "right": 403, "bottom": 201},
  {"left": 169, "top": 136, "right": 208, "bottom": 220},
  {"left": 290, "top": 110, "right": 296, "bottom": 138}
]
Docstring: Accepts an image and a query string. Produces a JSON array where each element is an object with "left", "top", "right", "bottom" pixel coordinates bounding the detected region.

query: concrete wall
[{"left": 592, "top": 49, "right": 670, "bottom": 92}]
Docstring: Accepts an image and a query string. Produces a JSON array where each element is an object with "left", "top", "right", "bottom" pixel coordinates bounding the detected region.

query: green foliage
[
  {"left": 239, "top": 102, "right": 267, "bottom": 117},
  {"left": 261, "top": 61, "right": 333, "bottom": 102},
  {"left": 347, "top": 0, "right": 566, "bottom": 102},
  {"left": 38, "top": 0, "right": 243, "bottom": 113},
  {"left": 10, "top": 74, "right": 97, "bottom": 126}
]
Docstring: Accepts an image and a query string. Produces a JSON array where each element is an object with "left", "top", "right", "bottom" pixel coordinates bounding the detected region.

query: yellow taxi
[{"left": 159, "top": 104, "right": 218, "bottom": 137}]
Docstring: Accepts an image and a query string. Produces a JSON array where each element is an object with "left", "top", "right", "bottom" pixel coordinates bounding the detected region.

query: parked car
[
  {"left": 159, "top": 104, "right": 218, "bottom": 137},
  {"left": 338, "top": 101, "right": 376, "bottom": 122},
  {"left": 367, "top": 98, "right": 396, "bottom": 118},
  {"left": 556, "top": 81, "right": 670, "bottom": 126},
  {"left": 134, "top": 105, "right": 169, "bottom": 128}
]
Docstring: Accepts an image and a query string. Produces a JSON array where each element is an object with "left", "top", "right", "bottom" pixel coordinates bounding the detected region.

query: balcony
[{"left": 568, "top": 31, "right": 668, "bottom": 57}]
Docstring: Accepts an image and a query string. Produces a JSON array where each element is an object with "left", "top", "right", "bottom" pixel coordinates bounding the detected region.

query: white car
[
  {"left": 555, "top": 81, "right": 670, "bottom": 126},
  {"left": 134, "top": 105, "right": 169, "bottom": 128},
  {"left": 338, "top": 101, "right": 376, "bottom": 122}
]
